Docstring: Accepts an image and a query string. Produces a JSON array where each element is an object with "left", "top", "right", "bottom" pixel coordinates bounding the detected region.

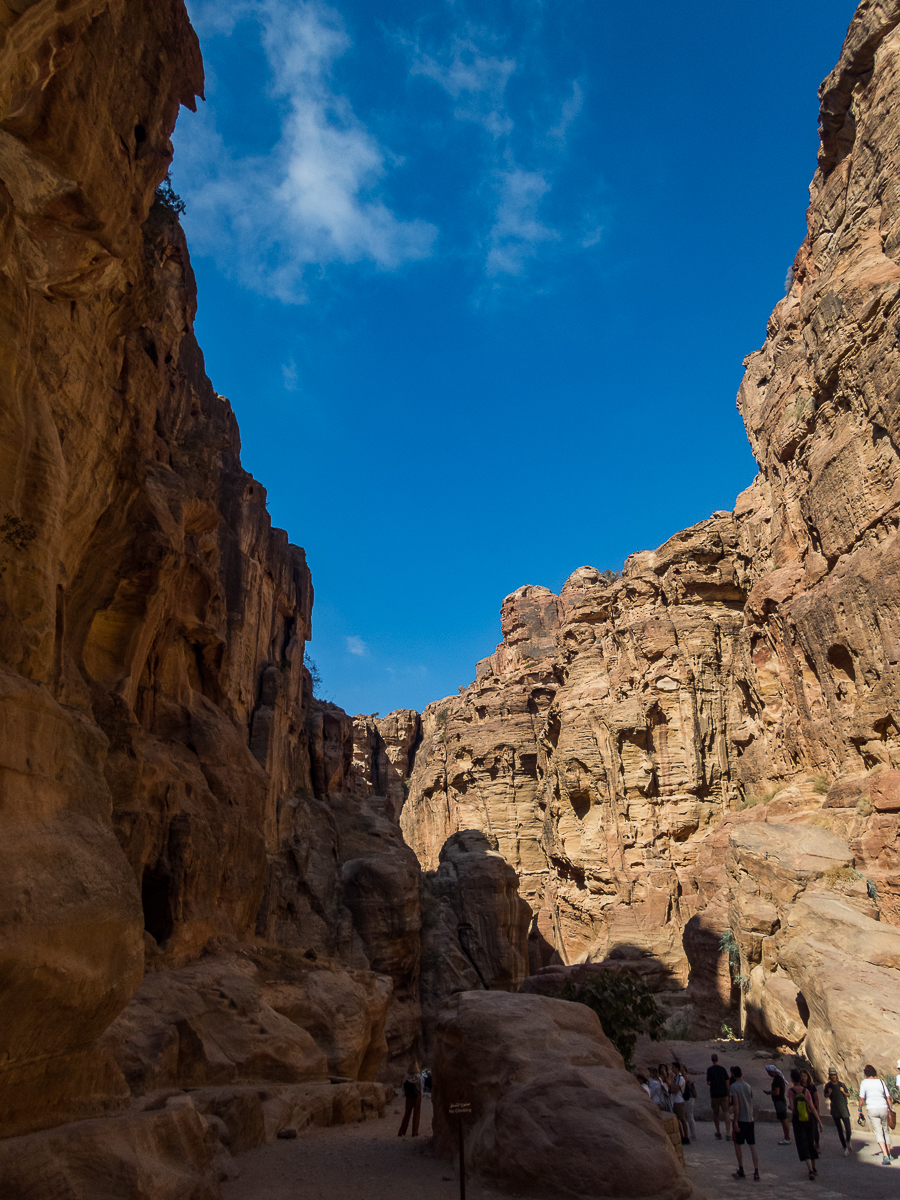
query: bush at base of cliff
[{"left": 547, "top": 971, "right": 664, "bottom": 1069}]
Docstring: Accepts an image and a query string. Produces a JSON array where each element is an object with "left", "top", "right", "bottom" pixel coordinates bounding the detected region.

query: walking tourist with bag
[
  {"left": 799, "top": 1069, "right": 821, "bottom": 1150},
  {"left": 858, "top": 1064, "right": 895, "bottom": 1166},
  {"left": 823, "top": 1068, "right": 852, "bottom": 1156},
  {"left": 679, "top": 1061, "right": 698, "bottom": 1141},
  {"left": 788, "top": 1068, "right": 822, "bottom": 1180},
  {"left": 670, "top": 1061, "right": 690, "bottom": 1145}
]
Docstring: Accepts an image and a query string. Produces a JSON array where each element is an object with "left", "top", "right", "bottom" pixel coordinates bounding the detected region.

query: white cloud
[
  {"left": 486, "top": 169, "right": 558, "bottom": 277},
  {"left": 178, "top": 0, "right": 436, "bottom": 301},
  {"left": 404, "top": 16, "right": 588, "bottom": 286},
  {"left": 410, "top": 35, "right": 515, "bottom": 138},
  {"left": 549, "top": 81, "right": 583, "bottom": 143},
  {"left": 281, "top": 357, "right": 299, "bottom": 390},
  {"left": 346, "top": 636, "right": 368, "bottom": 656}
]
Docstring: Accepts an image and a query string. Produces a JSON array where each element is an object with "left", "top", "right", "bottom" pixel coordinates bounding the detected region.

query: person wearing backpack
[
  {"left": 857, "top": 1063, "right": 895, "bottom": 1166},
  {"left": 679, "top": 1061, "right": 698, "bottom": 1141},
  {"left": 788, "top": 1068, "right": 823, "bottom": 1180},
  {"left": 669, "top": 1061, "right": 689, "bottom": 1145},
  {"left": 398, "top": 1062, "right": 422, "bottom": 1136}
]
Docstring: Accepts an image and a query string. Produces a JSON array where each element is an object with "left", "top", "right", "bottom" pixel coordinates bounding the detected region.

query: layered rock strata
[{"left": 402, "top": 0, "right": 900, "bottom": 1074}]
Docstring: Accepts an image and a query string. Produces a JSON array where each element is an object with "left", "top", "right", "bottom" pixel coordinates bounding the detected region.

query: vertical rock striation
[{"left": 0, "top": 0, "right": 423, "bottom": 1143}]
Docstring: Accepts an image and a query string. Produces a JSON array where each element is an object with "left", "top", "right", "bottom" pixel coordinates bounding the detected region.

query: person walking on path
[
  {"left": 788, "top": 1068, "right": 823, "bottom": 1180},
  {"left": 764, "top": 1065, "right": 791, "bottom": 1145},
  {"left": 679, "top": 1061, "right": 698, "bottom": 1142},
  {"left": 397, "top": 1063, "right": 422, "bottom": 1137},
  {"left": 670, "top": 1061, "right": 690, "bottom": 1145},
  {"left": 799, "top": 1069, "right": 821, "bottom": 1150},
  {"left": 823, "top": 1068, "right": 852, "bottom": 1156},
  {"left": 858, "top": 1064, "right": 895, "bottom": 1166},
  {"left": 707, "top": 1053, "right": 730, "bottom": 1140},
  {"left": 729, "top": 1066, "right": 759, "bottom": 1181}
]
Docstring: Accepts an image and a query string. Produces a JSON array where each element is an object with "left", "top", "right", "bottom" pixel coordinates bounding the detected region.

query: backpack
[
  {"left": 403, "top": 1079, "right": 418, "bottom": 1099},
  {"left": 795, "top": 1092, "right": 810, "bottom": 1122},
  {"left": 688, "top": 1080, "right": 697, "bottom": 1100}
]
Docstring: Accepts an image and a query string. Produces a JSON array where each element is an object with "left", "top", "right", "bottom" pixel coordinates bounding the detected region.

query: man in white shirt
[{"left": 729, "top": 1066, "right": 759, "bottom": 1181}]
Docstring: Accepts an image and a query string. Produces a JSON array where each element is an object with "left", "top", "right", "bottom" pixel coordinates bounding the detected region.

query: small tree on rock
[{"left": 549, "top": 970, "right": 664, "bottom": 1069}]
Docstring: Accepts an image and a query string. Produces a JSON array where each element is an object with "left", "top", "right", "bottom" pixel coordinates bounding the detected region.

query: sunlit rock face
[
  {"left": 0, "top": 0, "right": 419, "bottom": 1141},
  {"left": 403, "top": 0, "right": 900, "bottom": 1061}
]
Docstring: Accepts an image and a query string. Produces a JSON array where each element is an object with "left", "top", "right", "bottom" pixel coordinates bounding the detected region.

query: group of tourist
[
  {"left": 637, "top": 1060, "right": 698, "bottom": 1144},
  {"left": 639, "top": 1051, "right": 897, "bottom": 1182}
]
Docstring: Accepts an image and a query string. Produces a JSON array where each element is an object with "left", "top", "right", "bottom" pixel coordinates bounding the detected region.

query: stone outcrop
[
  {"left": 432, "top": 991, "right": 694, "bottom": 1200},
  {"left": 419, "top": 830, "right": 531, "bottom": 1055},
  {"left": 401, "top": 0, "right": 900, "bottom": 1077},
  {"left": 728, "top": 819, "right": 900, "bottom": 1079},
  {"left": 349, "top": 708, "right": 421, "bottom": 820}
]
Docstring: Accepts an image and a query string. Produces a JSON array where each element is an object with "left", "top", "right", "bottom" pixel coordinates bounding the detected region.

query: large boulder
[
  {"left": 778, "top": 893, "right": 900, "bottom": 1081},
  {"left": 433, "top": 991, "right": 694, "bottom": 1200},
  {"left": 0, "top": 1106, "right": 219, "bottom": 1200}
]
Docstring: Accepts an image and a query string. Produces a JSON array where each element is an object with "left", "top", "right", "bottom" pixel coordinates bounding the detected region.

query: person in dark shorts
[
  {"left": 823, "top": 1068, "right": 852, "bottom": 1156},
  {"left": 729, "top": 1066, "right": 760, "bottom": 1181},
  {"left": 707, "top": 1053, "right": 730, "bottom": 1139},
  {"left": 764, "top": 1065, "right": 791, "bottom": 1144},
  {"left": 788, "top": 1068, "right": 823, "bottom": 1180}
]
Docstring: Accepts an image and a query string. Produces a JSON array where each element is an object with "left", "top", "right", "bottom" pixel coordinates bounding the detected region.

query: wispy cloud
[
  {"left": 485, "top": 169, "right": 558, "bottom": 277},
  {"left": 346, "top": 635, "right": 368, "bottom": 656},
  {"left": 281, "top": 357, "right": 299, "bottom": 390},
  {"left": 403, "top": 13, "right": 592, "bottom": 291},
  {"left": 409, "top": 35, "right": 515, "bottom": 138},
  {"left": 178, "top": 0, "right": 436, "bottom": 301}
]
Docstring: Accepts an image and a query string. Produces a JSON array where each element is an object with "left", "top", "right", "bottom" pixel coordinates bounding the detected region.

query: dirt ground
[{"left": 223, "top": 1046, "right": 899, "bottom": 1200}]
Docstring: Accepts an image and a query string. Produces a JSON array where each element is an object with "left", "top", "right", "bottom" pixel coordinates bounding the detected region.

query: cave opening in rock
[
  {"left": 795, "top": 990, "right": 810, "bottom": 1027},
  {"left": 141, "top": 863, "right": 174, "bottom": 945}
]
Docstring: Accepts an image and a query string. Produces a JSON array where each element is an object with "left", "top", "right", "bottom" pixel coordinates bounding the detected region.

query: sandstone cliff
[
  {"left": 0, "top": 0, "right": 425, "bottom": 1149},
  {"left": 402, "top": 0, "right": 900, "bottom": 1079}
]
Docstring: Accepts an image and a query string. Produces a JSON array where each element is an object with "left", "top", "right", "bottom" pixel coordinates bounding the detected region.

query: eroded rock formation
[
  {"left": 402, "top": 0, "right": 900, "bottom": 1076},
  {"left": 433, "top": 991, "right": 694, "bottom": 1200},
  {"left": 0, "top": 0, "right": 422, "bottom": 1161}
]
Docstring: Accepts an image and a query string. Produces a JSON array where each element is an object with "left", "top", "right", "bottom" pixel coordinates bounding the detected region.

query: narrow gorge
[{"left": 1, "top": 1, "right": 899, "bottom": 1198}]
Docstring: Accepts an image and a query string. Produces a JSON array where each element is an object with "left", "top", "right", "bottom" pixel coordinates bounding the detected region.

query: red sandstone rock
[{"left": 402, "top": 0, "right": 900, "bottom": 1063}]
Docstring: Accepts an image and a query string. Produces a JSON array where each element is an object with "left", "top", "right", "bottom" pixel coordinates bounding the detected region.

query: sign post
[{"left": 449, "top": 1102, "right": 471, "bottom": 1200}]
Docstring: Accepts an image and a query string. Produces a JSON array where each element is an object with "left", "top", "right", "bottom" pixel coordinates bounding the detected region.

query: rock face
[
  {"left": 402, "top": 0, "right": 900, "bottom": 1076},
  {"left": 0, "top": 0, "right": 420, "bottom": 1150},
  {"left": 419, "top": 830, "right": 532, "bottom": 1055},
  {"left": 432, "top": 991, "right": 694, "bottom": 1200}
]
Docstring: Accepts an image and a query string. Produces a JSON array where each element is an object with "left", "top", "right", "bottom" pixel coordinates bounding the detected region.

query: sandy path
[
  {"left": 223, "top": 1079, "right": 899, "bottom": 1200},
  {"left": 685, "top": 1113, "right": 898, "bottom": 1198},
  {"left": 221, "top": 1097, "right": 507, "bottom": 1200}
]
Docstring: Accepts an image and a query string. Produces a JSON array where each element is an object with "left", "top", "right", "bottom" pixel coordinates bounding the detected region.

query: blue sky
[{"left": 173, "top": 0, "right": 857, "bottom": 716}]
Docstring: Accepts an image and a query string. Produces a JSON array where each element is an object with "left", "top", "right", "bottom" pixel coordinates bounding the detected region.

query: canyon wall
[
  {"left": 402, "top": 0, "right": 900, "bottom": 1073},
  {"left": 0, "top": 0, "right": 432, "bottom": 1146}
]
